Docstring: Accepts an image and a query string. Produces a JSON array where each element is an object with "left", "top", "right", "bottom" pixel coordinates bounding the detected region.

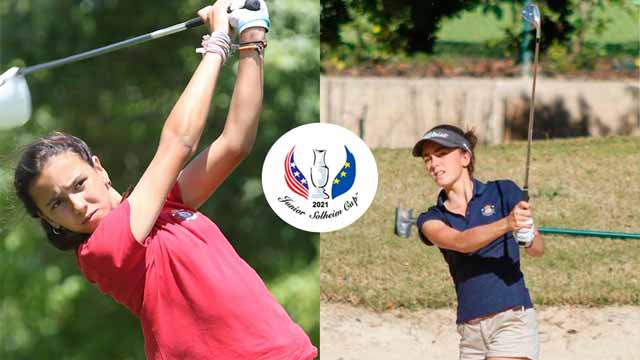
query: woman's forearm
[
  {"left": 525, "top": 231, "right": 544, "bottom": 256},
  {"left": 161, "top": 53, "right": 223, "bottom": 157},
  {"left": 455, "top": 218, "right": 510, "bottom": 253},
  {"left": 220, "top": 28, "right": 265, "bottom": 155}
]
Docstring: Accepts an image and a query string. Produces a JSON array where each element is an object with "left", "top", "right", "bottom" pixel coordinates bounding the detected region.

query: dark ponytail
[
  {"left": 14, "top": 133, "right": 95, "bottom": 251},
  {"left": 430, "top": 124, "right": 478, "bottom": 176}
]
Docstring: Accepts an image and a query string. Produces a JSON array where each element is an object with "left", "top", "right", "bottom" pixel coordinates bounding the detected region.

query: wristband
[
  {"left": 196, "top": 32, "right": 232, "bottom": 64},
  {"left": 238, "top": 40, "right": 267, "bottom": 57},
  {"left": 524, "top": 236, "right": 535, "bottom": 248}
]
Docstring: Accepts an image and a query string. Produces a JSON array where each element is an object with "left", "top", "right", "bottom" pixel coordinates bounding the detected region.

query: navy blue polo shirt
[{"left": 416, "top": 178, "right": 533, "bottom": 324}]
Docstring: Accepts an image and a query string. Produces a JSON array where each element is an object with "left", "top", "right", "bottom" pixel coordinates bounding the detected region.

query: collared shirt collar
[{"left": 437, "top": 178, "right": 487, "bottom": 208}]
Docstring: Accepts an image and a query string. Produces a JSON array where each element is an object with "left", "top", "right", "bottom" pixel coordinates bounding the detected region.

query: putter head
[
  {"left": 522, "top": 3, "right": 541, "bottom": 39},
  {"left": 395, "top": 207, "right": 415, "bottom": 238},
  {"left": 0, "top": 67, "right": 32, "bottom": 129}
]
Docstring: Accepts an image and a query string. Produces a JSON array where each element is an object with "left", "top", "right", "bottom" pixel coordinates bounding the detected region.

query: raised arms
[
  {"left": 177, "top": 6, "right": 267, "bottom": 209},
  {"left": 127, "top": 1, "right": 232, "bottom": 242}
]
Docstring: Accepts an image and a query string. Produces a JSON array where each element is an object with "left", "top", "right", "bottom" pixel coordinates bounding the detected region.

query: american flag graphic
[{"left": 284, "top": 146, "right": 309, "bottom": 199}]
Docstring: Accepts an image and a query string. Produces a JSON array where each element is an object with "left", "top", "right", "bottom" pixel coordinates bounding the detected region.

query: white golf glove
[
  {"left": 513, "top": 218, "right": 535, "bottom": 248},
  {"left": 229, "top": 0, "right": 270, "bottom": 34}
]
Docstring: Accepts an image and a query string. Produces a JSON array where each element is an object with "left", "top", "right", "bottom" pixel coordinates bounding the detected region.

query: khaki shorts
[{"left": 456, "top": 307, "right": 539, "bottom": 360}]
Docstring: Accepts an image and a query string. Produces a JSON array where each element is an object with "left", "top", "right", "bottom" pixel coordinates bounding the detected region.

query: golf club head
[
  {"left": 395, "top": 207, "right": 414, "bottom": 238},
  {"left": 522, "top": 3, "right": 541, "bottom": 38},
  {"left": 0, "top": 67, "right": 32, "bottom": 129}
]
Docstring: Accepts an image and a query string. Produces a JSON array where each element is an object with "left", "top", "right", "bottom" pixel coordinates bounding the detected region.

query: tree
[
  {"left": 321, "top": 0, "right": 631, "bottom": 63},
  {"left": 563, "top": 0, "right": 633, "bottom": 61},
  {"left": 321, "top": 0, "right": 475, "bottom": 53}
]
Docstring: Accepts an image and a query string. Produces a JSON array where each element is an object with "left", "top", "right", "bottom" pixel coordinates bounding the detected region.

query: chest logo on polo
[
  {"left": 171, "top": 209, "right": 197, "bottom": 221},
  {"left": 481, "top": 204, "right": 496, "bottom": 216}
]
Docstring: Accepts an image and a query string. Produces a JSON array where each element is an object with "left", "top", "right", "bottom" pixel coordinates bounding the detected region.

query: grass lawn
[
  {"left": 320, "top": 136, "right": 640, "bottom": 310},
  {"left": 438, "top": 1, "right": 638, "bottom": 44}
]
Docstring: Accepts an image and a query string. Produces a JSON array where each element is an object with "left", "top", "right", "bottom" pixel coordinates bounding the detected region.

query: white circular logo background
[{"left": 261, "top": 123, "right": 378, "bottom": 233}]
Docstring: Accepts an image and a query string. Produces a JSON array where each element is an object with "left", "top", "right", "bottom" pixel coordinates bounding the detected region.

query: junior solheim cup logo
[
  {"left": 262, "top": 123, "right": 378, "bottom": 233},
  {"left": 285, "top": 146, "right": 357, "bottom": 201}
]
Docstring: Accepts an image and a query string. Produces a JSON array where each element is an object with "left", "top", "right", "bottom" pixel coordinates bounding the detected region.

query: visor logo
[{"left": 424, "top": 131, "right": 450, "bottom": 140}]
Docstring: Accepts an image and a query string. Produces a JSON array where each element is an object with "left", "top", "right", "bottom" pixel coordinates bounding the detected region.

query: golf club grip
[
  {"left": 185, "top": 17, "right": 205, "bottom": 29},
  {"left": 523, "top": 188, "right": 530, "bottom": 202},
  {"left": 245, "top": 0, "right": 261, "bottom": 10},
  {"left": 187, "top": 0, "right": 260, "bottom": 26}
]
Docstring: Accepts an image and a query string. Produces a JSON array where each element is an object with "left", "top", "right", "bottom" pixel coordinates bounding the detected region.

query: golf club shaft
[
  {"left": 18, "top": 17, "right": 204, "bottom": 77},
  {"left": 523, "top": 36, "right": 540, "bottom": 201}
]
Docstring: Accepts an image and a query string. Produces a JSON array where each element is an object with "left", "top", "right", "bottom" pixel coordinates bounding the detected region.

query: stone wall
[{"left": 320, "top": 76, "right": 640, "bottom": 147}]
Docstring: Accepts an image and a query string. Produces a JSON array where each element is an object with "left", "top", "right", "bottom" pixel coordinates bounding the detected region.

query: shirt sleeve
[
  {"left": 167, "top": 182, "right": 184, "bottom": 204},
  {"left": 165, "top": 181, "right": 200, "bottom": 214},
  {"left": 416, "top": 207, "right": 446, "bottom": 246},
  {"left": 497, "top": 180, "right": 525, "bottom": 212},
  {"left": 76, "top": 200, "right": 144, "bottom": 290}
]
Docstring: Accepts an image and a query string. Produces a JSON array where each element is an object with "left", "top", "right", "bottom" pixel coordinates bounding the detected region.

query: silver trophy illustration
[{"left": 310, "top": 149, "right": 330, "bottom": 199}]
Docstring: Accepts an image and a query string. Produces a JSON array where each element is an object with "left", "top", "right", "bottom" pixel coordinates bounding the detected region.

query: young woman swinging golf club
[
  {"left": 13, "top": 1, "right": 317, "bottom": 359},
  {"left": 413, "top": 124, "right": 544, "bottom": 360}
]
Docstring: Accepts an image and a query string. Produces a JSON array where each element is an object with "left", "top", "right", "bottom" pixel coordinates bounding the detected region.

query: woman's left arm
[
  {"left": 525, "top": 230, "right": 544, "bottom": 257},
  {"left": 178, "top": 28, "right": 265, "bottom": 209}
]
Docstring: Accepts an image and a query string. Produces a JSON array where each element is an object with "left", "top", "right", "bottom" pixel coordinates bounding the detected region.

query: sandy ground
[{"left": 320, "top": 303, "right": 640, "bottom": 360}]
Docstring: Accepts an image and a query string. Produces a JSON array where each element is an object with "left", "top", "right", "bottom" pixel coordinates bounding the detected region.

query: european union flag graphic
[
  {"left": 331, "top": 146, "right": 356, "bottom": 199},
  {"left": 284, "top": 146, "right": 309, "bottom": 199}
]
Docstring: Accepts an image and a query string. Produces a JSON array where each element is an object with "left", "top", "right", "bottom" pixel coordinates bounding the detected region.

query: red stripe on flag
[
  {"left": 284, "top": 174, "right": 308, "bottom": 199},
  {"left": 284, "top": 147, "right": 308, "bottom": 198},
  {"left": 285, "top": 170, "right": 308, "bottom": 196}
]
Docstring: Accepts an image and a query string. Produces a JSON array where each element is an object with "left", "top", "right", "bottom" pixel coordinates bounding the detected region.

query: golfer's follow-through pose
[
  {"left": 13, "top": 1, "right": 317, "bottom": 359},
  {"left": 414, "top": 124, "right": 544, "bottom": 360}
]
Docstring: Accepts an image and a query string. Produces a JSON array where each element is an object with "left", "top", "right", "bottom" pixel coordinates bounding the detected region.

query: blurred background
[
  {"left": 321, "top": 0, "right": 639, "bottom": 145},
  {"left": 322, "top": 0, "right": 638, "bottom": 78},
  {"left": 0, "top": 0, "right": 319, "bottom": 358}
]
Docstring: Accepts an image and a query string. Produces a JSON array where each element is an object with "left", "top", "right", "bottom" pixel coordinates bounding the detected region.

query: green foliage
[
  {"left": 322, "top": 0, "right": 638, "bottom": 72},
  {"left": 545, "top": 40, "right": 574, "bottom": 73},
  {"left": 563, "top": 0, "right": 637, "bottom": 61},
  {"left": 1, "top": 0, "right": 320, "bottom": 358},
  {"left": 321, "top": 0, "right": 350, "bottom": 44},
  {"left": 322, "top": 0, "right": 476, "bottom": 63}
]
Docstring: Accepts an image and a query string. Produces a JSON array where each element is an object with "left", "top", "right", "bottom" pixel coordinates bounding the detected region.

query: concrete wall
[{"left": 320, "top": 76, "right": 640, "bottom": 147}]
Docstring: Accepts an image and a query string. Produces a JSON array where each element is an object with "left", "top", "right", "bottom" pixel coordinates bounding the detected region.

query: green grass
[
  {"left": 583, "top": 2, "right": 639, "bottom": 44},
  {"left": 320, "top": 137, "right": 640, "bottom": 310},
  {"left": 438, "top": 2, "right": 638, "bottom": 44},
  {"left": 438, "top": 5, "right": 518, "bottom": 43}
]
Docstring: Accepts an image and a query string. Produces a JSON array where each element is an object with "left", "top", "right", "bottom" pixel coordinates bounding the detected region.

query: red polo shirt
[{"left": 77, "top": 185, "right": 317, "bottom": 359}]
